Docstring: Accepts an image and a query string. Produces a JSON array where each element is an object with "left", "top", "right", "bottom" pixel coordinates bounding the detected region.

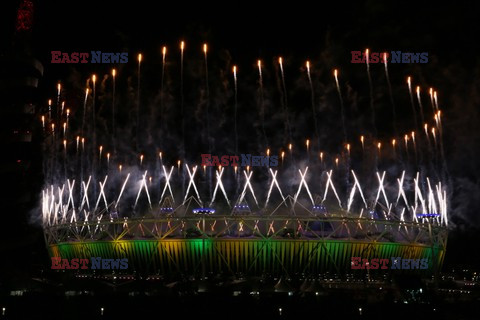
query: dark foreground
[{"left": 0, "top": 275, "right": 478, "bottom": 319}]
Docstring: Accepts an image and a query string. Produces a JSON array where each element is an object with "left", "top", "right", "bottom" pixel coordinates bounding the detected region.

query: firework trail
[
  {"left": 416, "top": 86, "right": 425, "bottom": 125},
  {"left": 257, "top": 60, "right": 268, "bottom": 148},
  {"left": 56, "top": 83, "right": 61, "bottom": 119},
  {"left": 137, "top": 53, "right": 142, "bottom": 152},
  {"left": 81, "top": 88, "right": 88, "bottom": 136},
  {"left": 278, "top": 57, "right": 292, "bottom": 143},
  {"left": 334, "top": 69, "right": 347, "bottom": 142},
  {"left": 161, "top": 46, "right": 166, "bottom": 95},
  {"left": 392, "top": 139, "right": 396, "bottom": 158},
  {"left": 90, "top": 74, "right": 98, "bottom": 196},
  {"left": 407, "top": 76, "right": 419, "bottom": 131},
  {"left": 204, "top": 44, "right": 212, "bottom": 198},
  {"left": 306, "top": 61, "right": 319, "bottom": 144},
  {"left": 404, "top": 134, "right": 410, "bottom": 161},
  {"left": 180, "top": 41, "right": 185, "bottom": 160},
  {"left": 48, "top": 99, "right": 52, "bottom": 120},
  {"left": 233, "top": 65, "right": 238, "bottom": 155},
  {"left": 411, "top": 131, "right": 418, "bottom": 165},
  {"left": 360, "top": 135, "right": 365, "bottom": 155},
  {"left": 365, "top": 49, "right": 377, "bottom": 136},
  {"left": 91, "top": 75, "right": 97, "bottom": 161},
  {"left": 112, "top": 69, "right": 116, "bottom": 154},
  {"left": 383, "top": 53, "right": 398, "bottom": 136},
  {"left": 429, "top": 88, "right": 435, "bottom": 111},
  {"left": 63, "top": 139, "right": 67, "bottom": 177},
  {"left": 423, "top": 123, "right": 434, "bottom": 170},
  {"left": 160, "top": 46, "right": 167, "bottom": 150},
  {"left": 203, "top": 44, "right": 211, "bottom": 150}
]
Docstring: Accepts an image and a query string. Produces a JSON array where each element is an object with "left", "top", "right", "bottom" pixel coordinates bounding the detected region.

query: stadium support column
[{"left": 202, "top": 212, "right": 206, "bottom": 280}]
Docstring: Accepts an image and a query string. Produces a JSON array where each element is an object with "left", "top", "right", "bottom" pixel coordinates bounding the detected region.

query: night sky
[{"left": 1, "top": 0, "right": 480, "bottom": 274}]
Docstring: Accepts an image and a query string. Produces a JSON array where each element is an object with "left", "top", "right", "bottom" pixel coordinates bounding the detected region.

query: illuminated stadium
[{"left": 40, "top": 46, "right": 448, "bottom": 279}]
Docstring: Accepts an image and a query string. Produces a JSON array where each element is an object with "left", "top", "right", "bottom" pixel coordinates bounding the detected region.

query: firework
[{"left": 40, "top": 46, "right": 448, "bottom": 279}]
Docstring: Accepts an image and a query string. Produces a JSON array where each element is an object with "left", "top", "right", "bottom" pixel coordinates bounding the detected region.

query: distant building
[{"left": 0, "top": 0, "right": 43, "bottom": 220}]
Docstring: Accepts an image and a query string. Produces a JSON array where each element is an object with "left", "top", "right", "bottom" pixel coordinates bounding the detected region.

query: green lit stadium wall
[{"left": 49, "top": 239, "right": 445, "bottom": 275}]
